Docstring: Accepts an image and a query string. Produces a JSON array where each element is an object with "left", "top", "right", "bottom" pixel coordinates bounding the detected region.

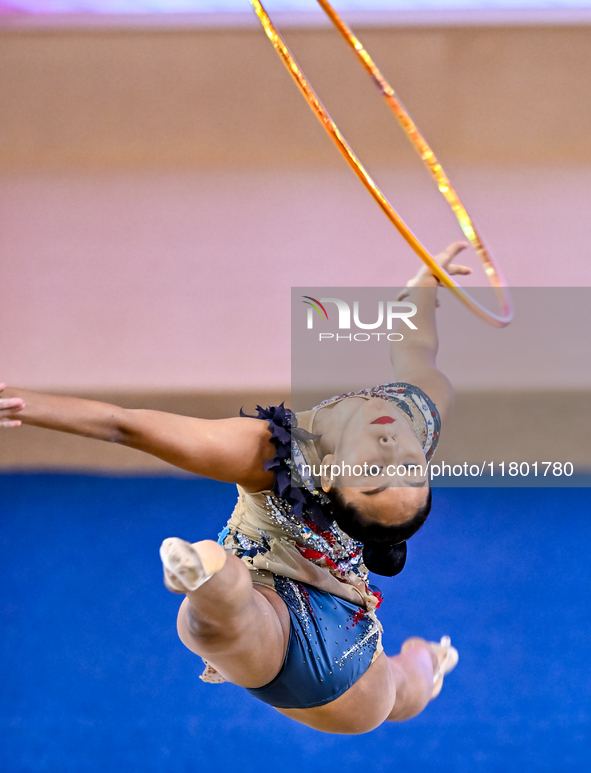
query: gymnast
[{"left": 1, "top": 242, "right": 469, "bottom": 735}]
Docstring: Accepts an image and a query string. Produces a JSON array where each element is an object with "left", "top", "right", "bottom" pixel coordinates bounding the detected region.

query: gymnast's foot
[
  {"left": 401, "top": 635, "right": 459, "bottom": 699},
  {"left": 159, "top": 538, "right": 227, "bottom": 594}
]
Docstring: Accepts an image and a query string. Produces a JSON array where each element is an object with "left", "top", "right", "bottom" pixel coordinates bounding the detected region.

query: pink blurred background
[{"left": 1, "top": 16, "right": 590, "bottom": 396}]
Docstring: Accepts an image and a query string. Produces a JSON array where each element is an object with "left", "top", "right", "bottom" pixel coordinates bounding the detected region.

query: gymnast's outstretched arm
[
  {"left": 390, "top": 241, "right": 471, "bottom": 424},
  {"left": 0, "top": 384, "right": 274, "bottom": 490}
]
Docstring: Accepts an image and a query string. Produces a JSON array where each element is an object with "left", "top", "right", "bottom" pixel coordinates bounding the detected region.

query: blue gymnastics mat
[{"left": 1, "top": 474, "right": 589, "bottom": 773}]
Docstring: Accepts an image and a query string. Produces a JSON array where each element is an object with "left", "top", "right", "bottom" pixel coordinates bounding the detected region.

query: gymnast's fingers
[
  {"left": 0, "top": 419, "right": 22, "bottom": 428},
  {"left": 446, "top": 263, "right": 472, "bottom": 276},
  {"left": 437, "top": 241, "right": 469, "bottom": 268},
  {"left": 0, "top": 398, "right": 25, "bottom": 415}
]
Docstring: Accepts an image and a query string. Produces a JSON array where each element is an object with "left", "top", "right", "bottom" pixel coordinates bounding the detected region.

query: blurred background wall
[{"left": 1, "top": 14, "right": 590, "bottom": 470}]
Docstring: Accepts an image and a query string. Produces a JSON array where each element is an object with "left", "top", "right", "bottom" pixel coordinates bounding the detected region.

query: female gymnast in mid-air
[{"left": 1, "top": 243, "right": 469, "bottom": 735}]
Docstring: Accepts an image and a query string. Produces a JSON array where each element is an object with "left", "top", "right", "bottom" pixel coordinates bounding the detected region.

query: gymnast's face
[{"left": 321, "top": 397, "right": 429, "bottom": 526}]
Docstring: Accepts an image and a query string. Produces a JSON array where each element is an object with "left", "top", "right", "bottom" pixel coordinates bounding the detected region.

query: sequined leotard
[{"left": 208, "top": 383, "right": 441, "bottom": 709}]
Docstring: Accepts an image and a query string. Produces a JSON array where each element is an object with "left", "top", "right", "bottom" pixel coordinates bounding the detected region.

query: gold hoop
[{"left": 250, "top": 0, "right": 513, "bottom": 327}]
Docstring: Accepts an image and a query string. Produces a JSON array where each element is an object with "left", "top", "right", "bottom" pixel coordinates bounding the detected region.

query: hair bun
[{"left": 362, "top": 540, "right": 407, "bottom": 577}]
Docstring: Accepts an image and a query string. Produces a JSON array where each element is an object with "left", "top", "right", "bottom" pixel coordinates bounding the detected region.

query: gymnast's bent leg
[
  {"left": 161, "top": 538, "right": 290, "bottom": 690},
  {"left": 161, "top": 538, "right": 455, "bottom": 733},
  {"left": 276, "top": 640, "right": 440, "bottom": 733}
]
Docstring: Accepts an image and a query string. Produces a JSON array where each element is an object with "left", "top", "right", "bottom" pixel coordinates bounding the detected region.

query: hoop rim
[{"left": 250, "top": 0, "right": 514, "bottom": 328}]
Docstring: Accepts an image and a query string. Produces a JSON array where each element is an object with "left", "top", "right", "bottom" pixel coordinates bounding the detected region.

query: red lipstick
[{"left": 371, "top": 416, "right": 395, "bottom": 424}]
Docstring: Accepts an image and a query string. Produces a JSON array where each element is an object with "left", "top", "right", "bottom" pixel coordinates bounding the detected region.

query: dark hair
[{"left": 326, "top": 487, "right": 432, "bottom": 577}]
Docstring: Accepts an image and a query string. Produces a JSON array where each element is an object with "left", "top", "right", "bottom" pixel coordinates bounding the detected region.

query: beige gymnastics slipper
[
  {"left": 159, "top": 537, "right": 226, "bottom": 594},
  {"left": 430, "top": 635, "right": 459, "bottom": 698}
]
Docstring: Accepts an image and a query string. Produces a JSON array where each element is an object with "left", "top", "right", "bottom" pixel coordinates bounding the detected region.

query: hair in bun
[
  {"left": 326, "top": 488, "right": 432, "bottom": 576},
  {"left": 362, "top": 540, "right": 407, "bottom": 577}
]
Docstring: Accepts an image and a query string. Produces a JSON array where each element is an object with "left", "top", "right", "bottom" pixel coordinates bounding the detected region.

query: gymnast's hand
[
  {"left": 398, "top": 241, "right": 471, "bottom": 301},
  {"left": 0, "top": 384, "right": 25, "bottom": 428},
  {"left": 389, "top": 242, "right": 469, "bottom": 423}
]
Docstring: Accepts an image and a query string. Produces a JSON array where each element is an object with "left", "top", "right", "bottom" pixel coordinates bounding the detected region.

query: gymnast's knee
[{"left": 176, "top": 588, "right": 254, "bottom": 646}]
